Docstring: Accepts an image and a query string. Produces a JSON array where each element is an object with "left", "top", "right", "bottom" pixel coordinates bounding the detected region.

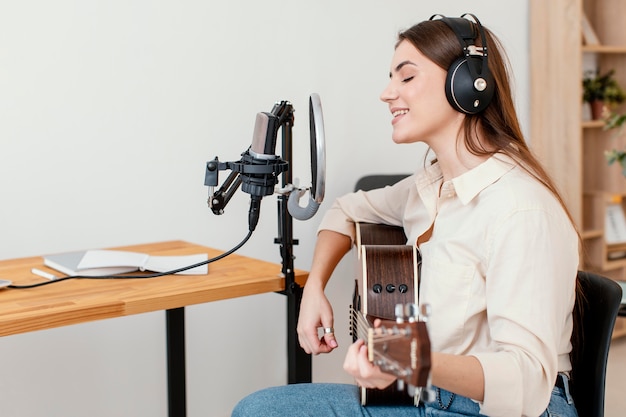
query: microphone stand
[
  {"left": 273, "top": 103, "right": 312, "bottom": 384},
  {"left": 205, "top": 101, "right": 312, "bottom": 384}
]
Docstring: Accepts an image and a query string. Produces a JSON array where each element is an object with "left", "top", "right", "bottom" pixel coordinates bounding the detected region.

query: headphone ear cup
[{"left": 445, "top": 56, "right": 494, "bottom": 114}]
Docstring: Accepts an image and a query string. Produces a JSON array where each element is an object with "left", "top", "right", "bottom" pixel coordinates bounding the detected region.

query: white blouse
[{"left": 318, "top": 155, "right": 579, "bottom": 416}]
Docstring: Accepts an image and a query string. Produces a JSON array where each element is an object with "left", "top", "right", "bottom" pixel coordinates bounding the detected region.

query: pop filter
[{"left": 288, "top": 93, "right": 326, "bottom": 220}]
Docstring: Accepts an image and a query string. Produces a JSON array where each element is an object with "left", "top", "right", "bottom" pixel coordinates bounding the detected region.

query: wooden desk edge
[{"left": 0, "top": 240, "right": 309, "bottom": 337}]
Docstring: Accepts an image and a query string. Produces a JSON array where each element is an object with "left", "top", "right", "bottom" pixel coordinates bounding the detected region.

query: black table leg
[
  {"left": 287, "top": 282, "right": 312, "bottom": 383},
  {"left": 166, "top": 307, "right": 186, "bottom": 417},
  {"left": 165, "top": 291, "right": 309, "bottom": 417}
]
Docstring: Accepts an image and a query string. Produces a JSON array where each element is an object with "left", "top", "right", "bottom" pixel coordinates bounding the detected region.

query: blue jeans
[{"left": 231, "top": 381, "right": 578, "bottom": 416}]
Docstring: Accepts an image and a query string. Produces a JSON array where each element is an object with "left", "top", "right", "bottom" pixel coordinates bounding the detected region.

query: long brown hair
[
  {"left": 398, "top": 18, "right": 584, "bottom": 371},
  {"left": 398, "top": 19, "right": 574, "bottom": 225}
]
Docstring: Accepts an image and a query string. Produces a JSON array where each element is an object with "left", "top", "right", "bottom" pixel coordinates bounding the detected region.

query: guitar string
[
  {"left": 350, "top": 308, "right": 417, "bottom": 380},
  {"left": 350, "top": 308, "right": 409, "bottom": 343},
  {"left": 351, "top": 306, "right": 432, "bottom": 389},
  {"left": 351, "top": 308, "right": 404, "bottom": 337}
]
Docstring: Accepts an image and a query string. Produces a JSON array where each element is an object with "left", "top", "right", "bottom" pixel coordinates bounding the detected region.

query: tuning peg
[
  {"left": 419, "top": 303, "right": 432, "bottom": 322},
  {"left": 395, "top": 303, "right": 405, "bottom": 323},
  {"left": 397, "top": 379, "right": 405, "bottom": 391},
  {"left": 405, "top": 303, "right": 418, "bottom": 322}
]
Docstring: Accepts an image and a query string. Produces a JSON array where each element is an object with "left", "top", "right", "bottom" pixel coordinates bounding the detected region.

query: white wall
[{"left": 0, "top": 1, "right": 529, "bottom": 416}]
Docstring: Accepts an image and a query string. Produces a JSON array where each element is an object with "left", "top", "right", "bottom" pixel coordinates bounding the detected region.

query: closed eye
[{"left": 402, "top": 76, "right": 414, "bottom": 83}]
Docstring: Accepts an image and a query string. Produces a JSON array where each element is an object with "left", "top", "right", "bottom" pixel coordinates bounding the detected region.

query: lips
[{"left": 391, "top": 108, "right": 408, "bottom": 124}]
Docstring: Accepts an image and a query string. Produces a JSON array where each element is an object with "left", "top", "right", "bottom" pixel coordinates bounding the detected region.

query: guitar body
[{"left": 351, "top": 223, "right": 430, "bottom": 406}]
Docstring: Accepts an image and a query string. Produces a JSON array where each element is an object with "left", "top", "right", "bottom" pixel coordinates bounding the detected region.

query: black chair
[
  {"left": 570, "top": 270, "right": 622, "bottom": 417},
  {"left": 354, "top": 174, "right": 410, "bottom": 192}
]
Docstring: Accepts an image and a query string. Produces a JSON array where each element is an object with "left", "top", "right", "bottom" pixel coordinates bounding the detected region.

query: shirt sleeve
[
  {"left": 317, "top": 176, "right": 415, "bottom": 243},
  {"left": 473, "top": 206, "right": 578, "bottom": 416}
]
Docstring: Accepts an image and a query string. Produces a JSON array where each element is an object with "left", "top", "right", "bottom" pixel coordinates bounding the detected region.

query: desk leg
[
  {"left": 287, "top": 283, "right": 312, "bottom": 383},
  {"left": 166, "top": 307, "right": 186, "bottom": 417}
]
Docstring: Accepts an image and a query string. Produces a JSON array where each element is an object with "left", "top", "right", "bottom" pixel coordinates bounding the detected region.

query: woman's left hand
[{"left": 343, "top": 338, "right": 397, "bottom": 389}]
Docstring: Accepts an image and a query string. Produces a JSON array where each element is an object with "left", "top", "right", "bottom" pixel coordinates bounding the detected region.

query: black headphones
[{"left": 430, "top": 13, "right": 494, "bottom": 114}]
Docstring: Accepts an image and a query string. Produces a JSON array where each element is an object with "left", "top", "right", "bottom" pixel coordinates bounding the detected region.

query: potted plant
[
  {"left": 583, "top": 69, "right": 626, "bottom": 119},
  {"left": 604, "top": 111, "right": 626, "bottom": 176}
]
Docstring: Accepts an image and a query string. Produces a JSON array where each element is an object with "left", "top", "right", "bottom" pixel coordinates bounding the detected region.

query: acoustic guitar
[{"left": 351, "top": 222, "right": 432, "bottom": 406}]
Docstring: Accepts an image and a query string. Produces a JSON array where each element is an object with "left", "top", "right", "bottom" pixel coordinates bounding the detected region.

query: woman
[{"left": 232, "top": 14, "right": 579, "bottom": 417}]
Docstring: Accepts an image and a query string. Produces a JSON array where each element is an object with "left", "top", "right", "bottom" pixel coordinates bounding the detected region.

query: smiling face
[{"left": 380, "top": 40, "right": 464, "bottom": 148}]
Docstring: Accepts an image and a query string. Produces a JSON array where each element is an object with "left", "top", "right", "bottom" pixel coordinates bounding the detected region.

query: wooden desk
[{"left": 0, "top": 240, "right": 310, "bottom": 417}]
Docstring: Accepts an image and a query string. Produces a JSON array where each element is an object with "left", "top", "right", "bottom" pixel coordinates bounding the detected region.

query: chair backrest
[
  {"left": 570, "top": 270, "right": 622, "bottom": 417},
  {"left": 354, "top": 174, "right": 410, "bottom": 192}
]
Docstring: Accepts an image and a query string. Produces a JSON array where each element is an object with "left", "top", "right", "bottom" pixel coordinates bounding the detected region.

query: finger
[
  {"left": 299, "top": 339, "right": 312, "bottom": 355},
  {"left": 354, "top": 344, "right": 377, "bottom": 388},
  {"left": 357, "top": 344, "right": 398, "bottom": 389},
  {"left": 356, "top": 343, "right": 374, "bottom": 374},
  {"left": 321, "top": 325, "right": 338, "bottom": 349},
  {"left": 357, "top": 344, "right": 386, "bottom": 381},
  {"left": 315, "top": 340, "right": 335, "bottom": 354},
  {"left": 343, "top": 339, "right": 364, "bottom": 375},
  {"left": 298, "top": 340, "right": 312, "bottom": 355},
  {"left": 299, "top": 327, "right": 335, "bottom": 355},
  {"left": 298, "top": 326, "right": 319, "bottom": 354}
]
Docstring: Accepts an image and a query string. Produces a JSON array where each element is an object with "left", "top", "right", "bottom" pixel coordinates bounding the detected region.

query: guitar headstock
[{"left": 367, "top": 303, "right": 431, "bottom": 389}]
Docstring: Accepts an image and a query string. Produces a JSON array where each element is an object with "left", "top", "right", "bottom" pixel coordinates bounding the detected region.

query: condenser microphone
[
  {"left": 250, "top": 112, "right": 280, "bottom": 161},
  {"left": 239, "top": 111, "right": 284, "bottom": 231}
]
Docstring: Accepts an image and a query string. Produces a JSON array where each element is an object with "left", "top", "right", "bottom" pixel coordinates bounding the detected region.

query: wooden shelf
[
  {"left": 582, "top": 120, "right": 605, "bottom": 128},
  {"left": 582, "top": 228, "right": 604, "bottom": 240},
  {"left": 531, "top": 0, "right": 626, "bottom": 339},
  {"left": 583, "top": 45, "right": 626, "bottom": 53}
]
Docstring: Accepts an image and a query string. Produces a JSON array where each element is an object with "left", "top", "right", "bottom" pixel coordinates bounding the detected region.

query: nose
[{"left": 380, "top": 80, "right": 396, "bottom": 103}]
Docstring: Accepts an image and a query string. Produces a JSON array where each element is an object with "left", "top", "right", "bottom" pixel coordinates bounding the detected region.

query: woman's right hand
[
  {"left": 297, "top": 283, "right": 338, "bottom": 355},
  {"left": 296, "top": 229, "right": 352, "bottom": 355}
]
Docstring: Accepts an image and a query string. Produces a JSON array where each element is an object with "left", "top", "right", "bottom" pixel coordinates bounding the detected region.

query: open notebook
[{"left": 44, "top": 250, "right": 208, "bottom": 277}]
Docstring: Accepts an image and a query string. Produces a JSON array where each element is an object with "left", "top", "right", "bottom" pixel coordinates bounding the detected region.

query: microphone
[
  {"left": 250, "top": 112, "right": 280, "bottom": 160},
  {"left": 243, "top": 112, "right": 281, "bottom": 197},
  {"left": 238, "top": 111, "right": 285, "bottom": 231},
  {"left": 206, "top": 97, "right": 326, "bottom": 232}
]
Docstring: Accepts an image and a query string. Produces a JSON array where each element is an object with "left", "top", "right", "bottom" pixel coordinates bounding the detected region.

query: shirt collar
[
  {"left": 419, "top": 154, "right": 517, "bottom": 205},
  {"left": 453, "top": 154, "right": 517, "bottom": 204}
]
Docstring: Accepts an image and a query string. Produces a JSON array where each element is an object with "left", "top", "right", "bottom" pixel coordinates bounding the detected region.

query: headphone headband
[{"left": 429, "top": 13, "right": 494, "bottom": 114}]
